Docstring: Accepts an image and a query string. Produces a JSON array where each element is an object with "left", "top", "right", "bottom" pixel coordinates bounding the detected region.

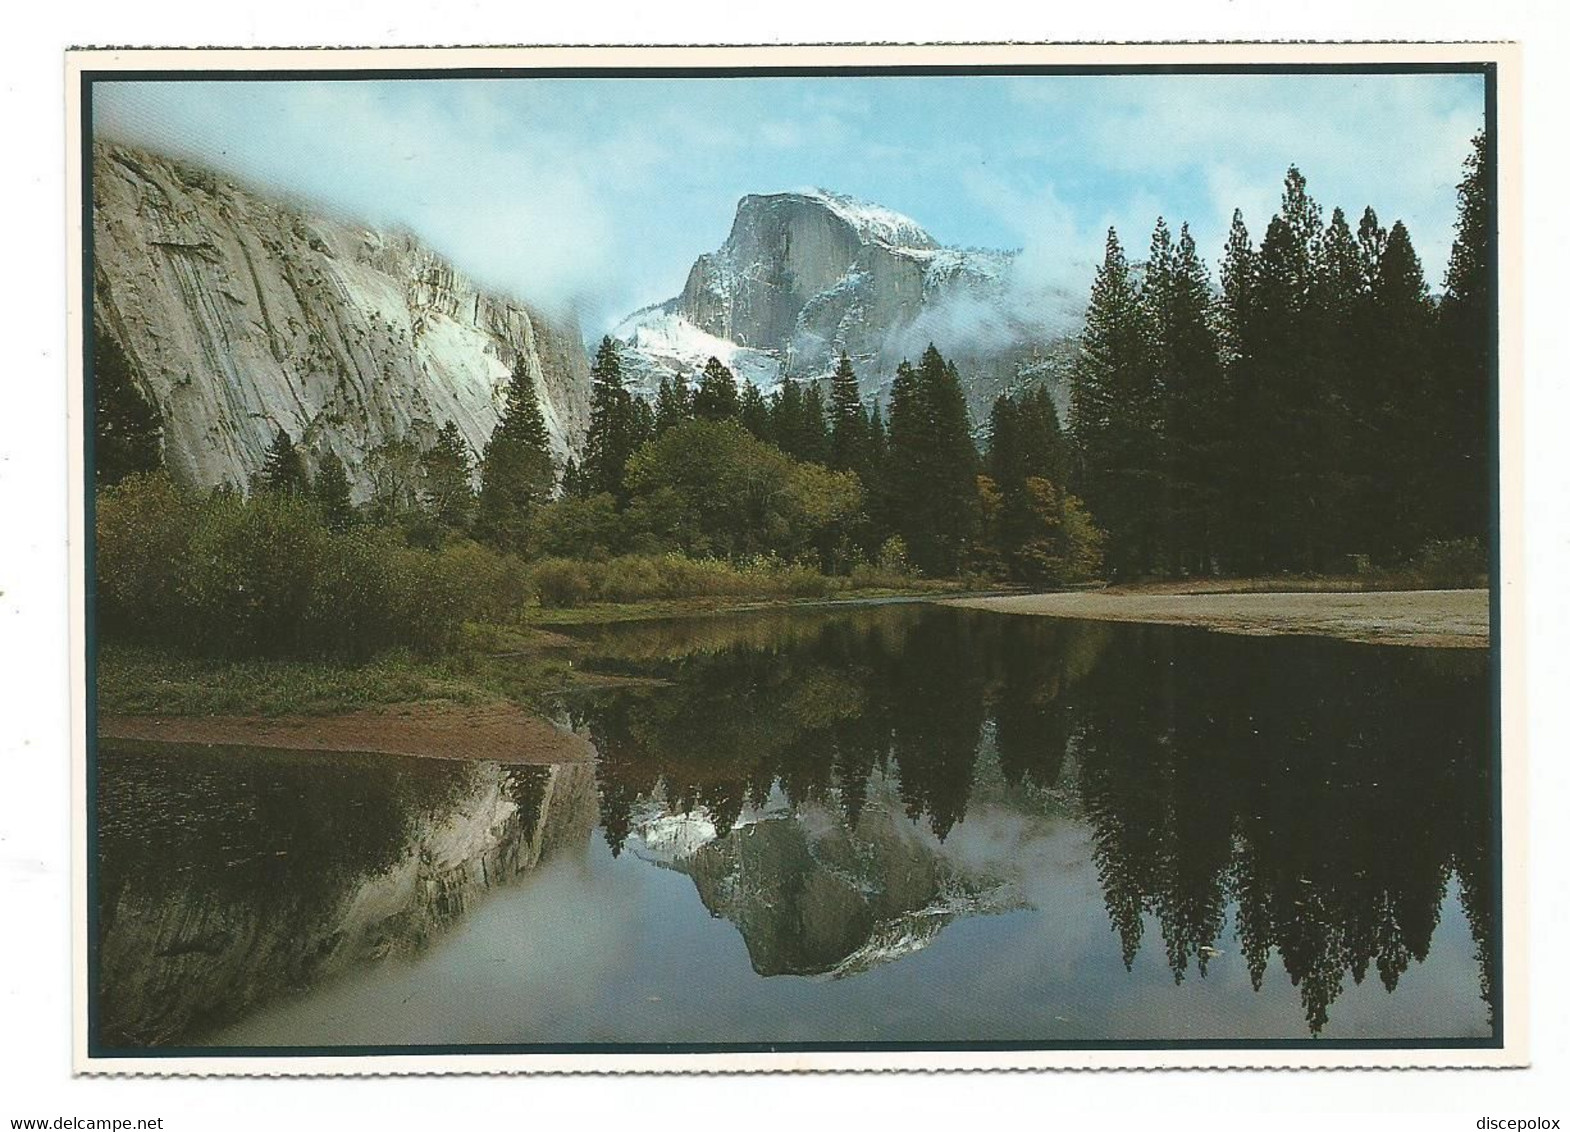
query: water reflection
[
  {"left": 93, "top": 604, "right": 1496, "bottom": 1048},
  {"left": 564, "top": 606, "right": 1496, "bottom": 1038},
  {"left": 94, "top": 745, "right": 595, "bottom": 1046}
]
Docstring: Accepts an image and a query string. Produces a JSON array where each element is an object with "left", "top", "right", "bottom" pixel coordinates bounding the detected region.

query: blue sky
[{"left": 95, "top": 72, "right": 1485, "bottom": 335}]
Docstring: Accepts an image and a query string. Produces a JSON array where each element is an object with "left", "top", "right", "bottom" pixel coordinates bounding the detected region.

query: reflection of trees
[
  {"left": 887, "top": 611, "right": 987, "bottom": 839},
  {"left": 1072, "top": 628, "right": 1494, "bottom": 1035},
  {"left": 992, "top": 618, "right": 1076, "bottom": 792},
  {"left": 572, "top": 605, "right": 1495, "bottom": 1037}
]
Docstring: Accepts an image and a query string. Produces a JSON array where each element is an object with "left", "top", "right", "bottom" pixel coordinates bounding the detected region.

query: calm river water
[{"left": 93, "top": 604, "right": 1498, "bottom": 1050}]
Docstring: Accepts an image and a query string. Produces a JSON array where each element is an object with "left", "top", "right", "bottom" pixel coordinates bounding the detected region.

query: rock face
[
  {"left": 613, "top": 189, "right": 1081, "bottom": 417},
  {"left": 91, "top": 141, "right": 591, "bottom": 496}
]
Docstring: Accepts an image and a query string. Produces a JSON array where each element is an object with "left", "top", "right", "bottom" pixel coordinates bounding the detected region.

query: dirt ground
[
  {"left": 945, "top": 587, "right": 1490, "bottom": 649},
  {"left": 98, "top": 702, "right": 594, "bottom": 763}
]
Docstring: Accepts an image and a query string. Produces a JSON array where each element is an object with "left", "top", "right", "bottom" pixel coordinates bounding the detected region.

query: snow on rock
[
  {"left": 796, "top": 188, "right": 938, "bottom": 252},
  {"left": 611, "top": 188, "right": 1080, "bottom": 418},
  {"left": 634, "top": 810, "right": 721, "bottom": 864},
  {"left": 612, "top": 306, "right": 785, "bottom": 397}
]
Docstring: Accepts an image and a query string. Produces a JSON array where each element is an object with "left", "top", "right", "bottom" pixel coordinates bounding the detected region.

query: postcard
[{"left": 66, "top": 41, "right": 1525, "bottom": 1073}]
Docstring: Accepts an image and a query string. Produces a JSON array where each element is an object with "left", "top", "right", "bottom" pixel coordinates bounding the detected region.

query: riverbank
[
  {"left": 93, "top": 588, "right": 951, "bottom": 754},
  {"left": 98, "top": 702, "right": 594, "bottom": 764},
  {"left": 944, "top": 586, "right": 1490, "bottom": 648}
]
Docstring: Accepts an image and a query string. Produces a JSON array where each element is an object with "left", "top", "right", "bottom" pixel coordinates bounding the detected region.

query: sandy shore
[
  {"left": 98, "top": 702, "right": 594, "bottom": 763},
  {"left": 945, "top": 588, "right": 1490, "bottom": 649}
]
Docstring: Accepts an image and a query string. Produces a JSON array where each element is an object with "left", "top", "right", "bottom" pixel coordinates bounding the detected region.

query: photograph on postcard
[{"left": 68, "top": 44, "right": 1519, "bottom": 1071}]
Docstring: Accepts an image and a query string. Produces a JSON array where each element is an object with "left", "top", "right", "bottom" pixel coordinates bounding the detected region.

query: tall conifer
[
  {"left": 692, "top": 357, "right": 741, "bottom": 421},
  {"left": 475, "top": 365, "right": 556, "bottom": 552},
  {"left": 582, "top": 337, "right": 641, "bottom": 502},
  {"left": 828, "top": 353, "right": 872, "bottom": 475},
  {"left": 1071, "top": 227, "right": 1159, "bottom": 576},
  {"left": 1437, "top": 130, "right": 1494, "bottom": 542}
]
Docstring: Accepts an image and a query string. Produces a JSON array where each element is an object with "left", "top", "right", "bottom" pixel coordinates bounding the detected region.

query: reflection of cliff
[
  {"left": 639, "top": 783, "right": 1019, "bottom": 978},
  {"left": 95, "top": 746, "right": 596, "bottom": 1047}
]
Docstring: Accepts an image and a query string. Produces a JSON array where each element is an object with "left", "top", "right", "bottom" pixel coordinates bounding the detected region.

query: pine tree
[
  {"left": 421, "top": 420, "right": 476, "bottom": 534},
  {"left": 475, "top": 365, "right": 556, "bottom": 552},
  {"left": 1139, "top": 218, "right": 1177, "bottom": 572},
  {"left": 1436, "top": 130, "right": 1494, "bottom": 543},
  {"left": 987, "top": 386, "right": 1066, "bottom": 493},
  {"left": 256, "top": 427, "right": 309, "bottom": 496},
  {"left": 863, "top": 400, "right": 892, "bottom": 549},
  {"left": 828, "top": 353, "right": 872, "bottom": 475},
  {"left": 692, "top": 356, "right": 741, "bottom": 421},
  {"left": 560, "top": 457, "right": 586, "bottom": 499},
  {"left": 581, "top": 337, "right": 641, "bottom": 502},
  {"left": 883, "top": 360, "right": 926, "bottom": 560},
  {"left": 313, "top": 449, "right": 354, "bottom": 532},
  {"left": 799, "top": 383, "right": 830, "bottom": 465},
  {"left": 986, "top": 385, "right": 1071, "bottom": 579},
  {"left": 1313, "top": 206, "right": 1373, "bottom": 566},
  {"left": 1357, "top": 206, "right": 1388, "bottom": 291},
  {"left": 93, "top": 325, "right": 162, "bottom": 485},
  {"left": 1157, "top": 223, "right": 1227, "bottom": 574},
  {"left": 1369, "top": 221, "right": 1438, "bottom": 559},
  {"left": 631, "top": 396, "right": 654, "bottom": 452},
  {"left": 1218, "top": 210, "right": 1257, "bottom": 374},
  {"left": 867, "top": 402, "right": 888, "bottom": 465},
  {"left": 885, "top": 346, "right": 980, "bottom": 575},
  {"left": 1249, "top": 167, "right": 1329, "bottom": 571},
  {"left": 770, "top": 379, "right": 806, "bottom": 457},
  {"left": 1217, "top": 210, "right": 1260, "bottom": 571},
  {"left": 771, "top": 379, "right": 828, "bottom": 464},
  {"left": 739, "top": 380, "right": 771, "bottom": 442},
  {"left": 654, "top": 375, "right": 693, "bottom": 435},
  {"left": 1070, "top": 227, "right": 1159, "bottom": 577}
]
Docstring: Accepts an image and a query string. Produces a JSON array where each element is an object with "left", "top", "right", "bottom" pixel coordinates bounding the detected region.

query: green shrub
[
  {"left": 95, "top": 477, "right": 475, "bottom": 659},
  {"left": 876, "top": 535, "right": 913, "bottom": 575},
  {"left": 531, "top": 493, "right": 625, "bottom": 560},
  {"left": 433, "top": 540, "right": 533, "bottom": 624},
  {"left": 302, "top": 526, "right": 404, "bottom": 658},
  {"left": 181, "top": 489, "right": 328, "bottom": 656},
  {"left": 598, "top": 554, "right": 668, "bottom": 602},
  {"left": 386, "top": 545, "right": 467, "bottom": 656},
  {"left": 95, "top": 472, "right": 191, "bottom": 640},
  {"left": 527, "top": 552, "right": 844, "bottom": 608},
  {"left": 532, "top": 557, "right": 596, "bottom": 608}
]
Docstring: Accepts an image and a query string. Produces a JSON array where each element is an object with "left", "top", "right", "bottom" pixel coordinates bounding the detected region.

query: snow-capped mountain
[{"left": 613, "top": 189, "right": 1082, "bottom": 417}]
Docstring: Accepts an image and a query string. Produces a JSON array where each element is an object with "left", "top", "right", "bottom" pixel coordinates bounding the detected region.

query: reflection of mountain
[
  {"left": 630, "top": 781, "right": 1019, "bottom": 978},
  {"left": 567, "top": 604, "right": 1498, "bottom": 1037},
  {"left": 95, "top": 746, "right": 596, "bottom": 1047}
]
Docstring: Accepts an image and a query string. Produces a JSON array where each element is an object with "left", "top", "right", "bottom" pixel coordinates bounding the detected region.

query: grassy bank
[{"left": 96, "top": 584, "right": 959, "bottom": 719}]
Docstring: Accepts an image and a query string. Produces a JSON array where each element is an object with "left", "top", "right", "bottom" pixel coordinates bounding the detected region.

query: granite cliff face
[
  {"left": 614, "top": 189, "right": 1081, "bottom": 416},
  {"left": 92, "top": 142, "right": 591, "bottom": 496}
]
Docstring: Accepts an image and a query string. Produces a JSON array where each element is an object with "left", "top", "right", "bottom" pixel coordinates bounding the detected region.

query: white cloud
[{"left": 93, "top": 71, "right": 1485, "bottom": 337}]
